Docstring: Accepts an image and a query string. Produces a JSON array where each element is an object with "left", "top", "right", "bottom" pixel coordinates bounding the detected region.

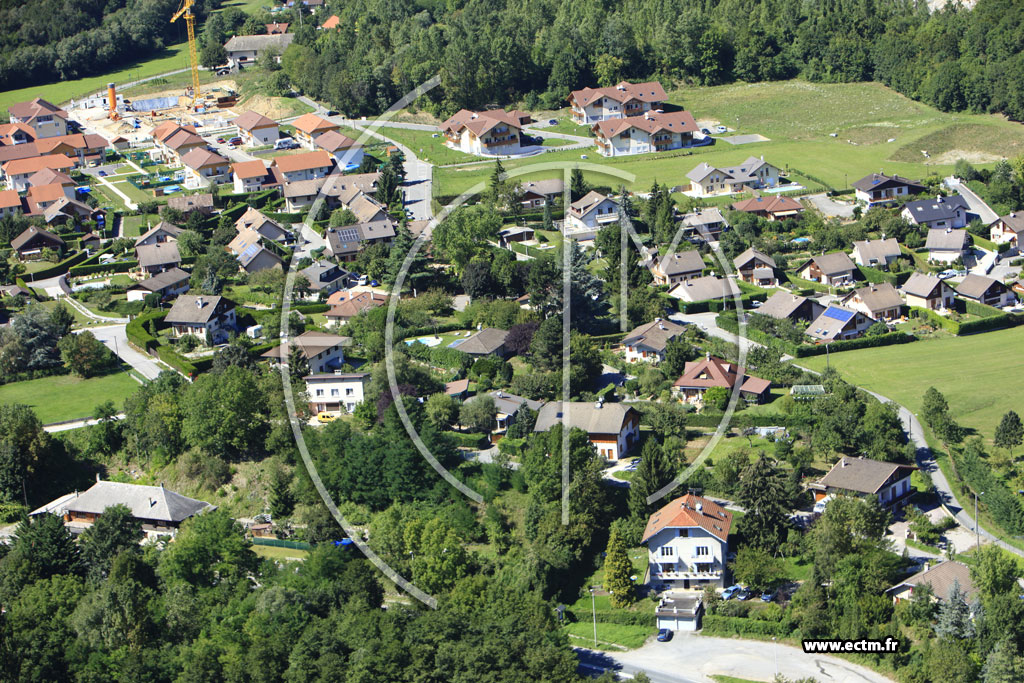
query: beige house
[
  {"left": 672, "top": 354, "right": 770, "bottom": 405},
  {"left": 620, "top": 319, "right": 687, "bottom": 364},
  {"left": 440, "top": 109, "right": 532, "bottom": 156},
  {"left": 810, "top": 456, "right": 916, "bottom": 511},
  {"left": 887, "top": 561, "right": 978, "bottom": 605},
  {"left": 165, "top": 295, "right": 237, "bottom": 343},
  {"left": 568, "top": 81, "right": 667, "bottom": 124},
  {"left": 649, "top": 250, "right": 705, "bottom": 285},
  {"left": 733, "top": 248, "right": 777, "bottom": 286},
  {"left": 989, "top": 212, "right": 1024, "bottom": 254},
  {"left": 233, "top": 111, "right": 279, "bottom": 147},
  {"left": 686, "top": 156, "right": 781, "bottom": 197},
  {"left": 796, "top": 252, "right": 856, "bottom": 287},
  {"left": 900, "top": 273, "right": 955, "bottom": 311},
  {"left": 533, "top": 401, "right": 640, "bottom": 460},
  {"left": 851, "top": 238, "right": 901, "bottom": 270},
  {"left": 7, "top": 98, "right": 69, "bottom": 139},
  {"left": 806, "top": 305, "right": 876, "bottom": 341},
  {"left": 291, "top": 113, "right": 339, "bottom": 149},
  {"left": 181, "top": 149, "right": 230, "bottom": 189},
  {"left": 839, "top": 283, "right": 904, "bottom": 321}
]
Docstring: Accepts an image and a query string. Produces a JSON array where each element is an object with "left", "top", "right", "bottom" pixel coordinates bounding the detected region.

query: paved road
[
  {"left": 89, "top": 324, "right": 166, "bottom": 381},
  {"left": 45, "top": 414, "right": 126, "bottom": 433},
  {"left": 64, "top": 295, "right": 129, "bottom": 324},
  {"left": 806, "top": 192, "right": 857, "bottom": 219},
  {"left": 668, "top": 310, "right": 767, "bottom": 356},
  {"left": 793, "top": 361, "right": 1024, "bottom": 560},
  {"left": 578, "top": 632, "right": 895, "bottom": 683},
  {"left": 944, "top": 176, "right": 998, "bottom": 224}
]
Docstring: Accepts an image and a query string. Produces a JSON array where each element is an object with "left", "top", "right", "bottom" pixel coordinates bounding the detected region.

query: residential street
[
  {"left": 944, "top": 176, "right": 998, "bottom": 224},
  {"left": 805, "top": 192, "right": 857, "bottom": 219},
  {"left": 668, "top": 310, "right": 768, "bottom": 356},
  {"left": 577, "top": 632, "right": 895, "bottom": 683},
  {"left": 88, "top": 324, "right": 166, "bottom": 381},
  {"left": 44, "top": 414, "right": 126, "bottom": 433}
]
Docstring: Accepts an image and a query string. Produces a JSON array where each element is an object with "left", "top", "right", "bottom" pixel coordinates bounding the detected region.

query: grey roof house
[
  {"left": 902, "top": 195, "right": 972, "bottom": 230},
  {"left": 453, "top": 327, "right": 510, "bottom": 357},
  {"left": 164, "top": 295, "right": 237, "bottom": 344},
  {"left": 851, "top": 238, "right": 901, "bottom": 270},
  {"left": 136, "top": 241, "right": 182, "bottom": 275},
  {"left": 755, "top": 291, "right": 824, "bottom": 322},
  {"left": 31, "top": 477, "right": 213, "bottom": 537},
  {"left": 924, "top": 228, "right": 969, "bottom": 263}
]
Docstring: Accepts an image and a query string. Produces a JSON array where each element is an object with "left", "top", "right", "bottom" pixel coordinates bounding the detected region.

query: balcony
[
  {"left": 652, "top": 569, "right": 722, "bottom": 581},
  {"left": 595, "top": 212, "right": 619, "bottom": 224}
]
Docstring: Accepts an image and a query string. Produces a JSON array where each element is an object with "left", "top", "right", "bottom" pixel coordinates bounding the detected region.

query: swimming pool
[{"left": 404, "top": 336, "right": 443, "bottom": 347}]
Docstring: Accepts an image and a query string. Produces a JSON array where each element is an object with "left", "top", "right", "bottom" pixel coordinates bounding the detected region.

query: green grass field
[
  {"left": 375, "top": 126, "right": 479, "bottom": 165},
  {"left": 562, "top": 621, "right": 652, "bottom": 650},
  {"left": 250, "top": 545, "right": 310, "bottom": 561},
  {"left": 797, "top": 326, "right": 1024, "bottom": 444},
  {"left": 434, "top": 79, "right": 1024, "bottom": 202},
  {"left": 0, "top": 42, "right": 193, "bottom": 112},
  {"left": 0, "top": 372, "right": 139, "bottom": 424}
]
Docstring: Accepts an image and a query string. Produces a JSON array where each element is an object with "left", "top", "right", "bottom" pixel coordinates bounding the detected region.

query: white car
[{"left": 714, "top": 125, "right": 727, "bottom": 133}]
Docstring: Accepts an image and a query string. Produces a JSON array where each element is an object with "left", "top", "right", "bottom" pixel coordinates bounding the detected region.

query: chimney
[
  {"left": 841, "top": 458, "right": 848, "bottom": 467},
  {"left": 696, "top": 502, "right": 703, "bottom": 512},
  {"left": 705, "top": 351, "right": 710, "bottom": 361},
  {"left": 196, "top": 296, "right": 204, "bottom": 308},
  {"left": 96, "top": 473, "right": 101, "bottom": 482},
  {"left": 937, "top": 195, "right": 943, "bottom": 203}
]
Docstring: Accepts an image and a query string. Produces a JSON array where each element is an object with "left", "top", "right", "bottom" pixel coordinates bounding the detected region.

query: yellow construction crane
[{"left": 170, "top": 0, "right": 201, "bottom": 107}]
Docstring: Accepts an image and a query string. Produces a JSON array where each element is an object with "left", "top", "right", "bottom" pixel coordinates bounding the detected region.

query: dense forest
[
  {"left": 270, "top": 0, "right": 1024, "bottom": 121},
  {"left": 0, "top": 0, "right": 222, "bottom": 90}
]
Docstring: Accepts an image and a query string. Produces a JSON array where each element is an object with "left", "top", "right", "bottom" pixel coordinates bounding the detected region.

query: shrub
[
  {"left": 701, "top": 615, "right": 790, "bottom": 638},
  {"left": 178, "top": 334, "right": 201, "bottom": 352}
]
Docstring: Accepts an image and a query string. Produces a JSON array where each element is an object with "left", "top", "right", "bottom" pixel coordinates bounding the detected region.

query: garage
[{"left": 655, "top": 594, "right": 703, "bottom": 632}]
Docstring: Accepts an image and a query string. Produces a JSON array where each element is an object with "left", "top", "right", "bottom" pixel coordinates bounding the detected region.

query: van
[{"left": 274, "top": 138, "right": 297, "bottom": 150}]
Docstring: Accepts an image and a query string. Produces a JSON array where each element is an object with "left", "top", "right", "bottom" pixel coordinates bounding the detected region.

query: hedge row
[
  {"left": 963, "top": 298, "right": 1008, "bottom": 319},
  {"left": 22, "top": 249, "right": 94, "bottom": 281},
  {"left": 219, "top": 189, "right": 277, "bottom": 208},
  {"left": 405, "top": 341, "right": 472, "bottom": 370},
  {"left": 398, "top": 322, "right": 464, "bottom": 340},
  {"left": 267, "top": 212, "right": 305, "bottom": 224},
  {"left": 565, "top": 609, "right": 654, "bottom": 627},
  {"left": 294, "top": 303, "right": 329, "bottom": 314},
  {"left": 156, "top": 345, "right": 198, "bottom": 378},
  {"left": 857, "top": 265, "right": 910, "bottom": 287},
  {"left": 959, "top": 314, "right": 1019, "bottom": 335},
  {"left": 69, "top": 260, "right": 138, "bottom": 277},
  {"left": 701, "top": 615, "right": 791, "bottom": 638},
  {"left": 672, "top": 291, "right": 768, "bottom": 315},
  {"left": 126, "top": 310, "right": 166, "bottom": 352},
  {"left": 793, "top": 331, "right": 916, "bottom": 357},
  {"left": 715, "top": 312, "right": 916, "bottom": 357},
  {"left": 953, "top": 447, "right": 1024, "bottom": 535}
]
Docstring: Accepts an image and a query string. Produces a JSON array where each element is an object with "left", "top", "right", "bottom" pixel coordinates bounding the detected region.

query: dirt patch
[
  {"left": 932, "top": 150, "right": 1003, "bottom": 165},
  {"left": 890, "top": 123, "right": 1024, "bottom": 164},
  {"left": 239, "top": 93, "right": 303, "bottom": 120},
  {"left": 841, "top": 124, "right": 903, "bottom": 145}
]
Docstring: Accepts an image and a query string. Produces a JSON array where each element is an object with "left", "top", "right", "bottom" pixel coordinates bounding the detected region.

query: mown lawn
[
  {"left": 250, "top": 545, "right": 310, "bottom": 561},
  {"left": 0, "top": 42, "right": 193, "bottom": 111},
  {"left": 433, "top": 78, "right": 1024, "bottom": 201},
  {"left": 796, "top": 325, "right": 1024, "bottom": 443},
  {"left": 373, "top": 126, "right": 480, "bottom": 166},
  {"left": 0, "top": 372, "right": 139, "bottom": 424},
  {"left": 562, "top": 621, "right": 652, "bottom": 650}
]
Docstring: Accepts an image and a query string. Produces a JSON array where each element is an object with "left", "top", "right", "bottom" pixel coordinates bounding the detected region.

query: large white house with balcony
[
  {"left": 439, "top": 109, "right": 533, "bottom": 157},
  {"left": 643, "top": 494, "right": 732, "bottom": 592},
  {"left": 592, "top": 110, "right": 699, "bottom": 157},
  {"left": 567, "top": 191, "right": 619, "bottom": 233},
  {"left": 304, "top": 372, "right": 368, "bottom": 414},
  {"left": 568, "top": 81, "right": 668, "bottom": 124}
]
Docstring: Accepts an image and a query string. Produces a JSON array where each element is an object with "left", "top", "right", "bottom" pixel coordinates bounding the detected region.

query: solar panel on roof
[
  {"left": 338, "top": 228, "right": 359, "bottom": 241},
  {"left": 241, "top": 243, "right": 260, "bottom": 260},
  {"left": 823, "top": 307, "right": 854, "bottom": 322}
]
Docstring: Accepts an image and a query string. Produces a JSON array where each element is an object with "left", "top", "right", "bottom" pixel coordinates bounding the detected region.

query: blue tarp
[
  {"left": 76, "top": 186, "right": 91, "bottom": 193},
  {"left": 332, "top": 539, "right": 353, "bottom": 546},
  {"left": 163, "top": 185, "right": 180, "bottom": 193},
  {"left": 130, "top": 96, "right": 179, "bottom": 113}
]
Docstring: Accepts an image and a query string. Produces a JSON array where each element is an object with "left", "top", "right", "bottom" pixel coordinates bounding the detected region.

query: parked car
[
  {"left": 370, "top": 280, "right": 379, "bottom": 287},
  {"left": 356, "top": 275, "right": 368, "bottom": 286},
  {"left": 317, "top": 412, "right": 339, "bottom": 423},
  {"left": 722, "top": 585, "right": 741, "bottom": 600},
  {"left": 736, "top": 587, "right": 751, "bottom": 601},
  {"left": 761, "top": 589, "right": 777, "bottom": 602},
  {"left": 274, "top": 138, "right": 299, "bottom": 150},
  {"left": 656, "top": 629, "right": 673, "bottom": 642},
  {"left": 228, "top": 137, "right": 242, "bottom": 146},
  {"left": 714, "top": 125, "right": 727, "bottom": 133},
  {"left": 701, "top": 128, "right": 711, "bottom": 135},
  {"left": 97, "top": 170, "right": 107, "bottom": 177},
  {"left": 216, "top": 137, "right": 226, "bottom": 143},
  {"left": 548, "top": 119, "right": 557, "bottom": 125}
]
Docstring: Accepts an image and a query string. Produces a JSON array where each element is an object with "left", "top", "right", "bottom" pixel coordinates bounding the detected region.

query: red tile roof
[
  {"left": 292, "top": 113, "right": 337, "bottom": 136},
  {"left": 642, "top": 494, "right": 732, "bottom": 543},
  {"left": 232, "top": 160, "right": 270, "bottom": 179},
  {"left": 0, "top": 189, "right": 22, "bottom": 209},
  {"left": 2, "top": 154, "right": 74, "bottom": 176},
  {"left": 272, "top": 150, "right": 332, "bottom": 173},
  {"left": 569, "top": 81, "right": 668, "bottom": 107}
]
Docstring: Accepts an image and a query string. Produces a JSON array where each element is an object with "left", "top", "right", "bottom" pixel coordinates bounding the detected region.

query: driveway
[
  {"left": 667, "top": 310, "right": 767, "bottom": 356},
  {"left": 944, "top": 176, "right": 998, "bottom": 224},
  {"left": 88, "top": 324, "right": 166, "bottom": 381},
  {"left": 578, "top": 632, "right": 894, "bottom": 683},
  {"left": 806, "top": 192, "right": 857, "bottom": 219}
]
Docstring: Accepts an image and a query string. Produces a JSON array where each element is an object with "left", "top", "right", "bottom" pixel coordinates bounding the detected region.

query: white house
[
  {"left": 567, "top": 191, "right": 619, "bottom": 232},
  {"left": 271, "top": 150, "right": 333, "bottom": 183},
  {"left": 233, "top": 111, "right": 279, "bottom": 147},
  {"left": 224, "top": 33, "right": 294, "bottom": 69},
  {"left": 685, "top": 157, "right": 782, "bottom": 197},
  {"left": 261, "top": 331, "right": 349, "bottom": 374},
  {"left": 164, "top": 295, "right": 237, "bottom": 344},
  {"left": 989, "top": 212, "right": 1024, "bottom": 254},
  {"left": 231, "top": 160, "right": 275, "bottom": 193},
  {"left": 643, "top": 493, "right": 732, "bottom": 592},
  {"left": 181, "top": 149, "right": 230, "bottom": 189},
  {"left": 620, "top": 319, "right": 687, "bottom": 363},
  {"left": 924, "top": 228, "right": 969, "bottom": 264},
  {"left": 7, "top": 98, "right": 69, "bottom": 139},
  {"left": 592, "top": 110, "right": 699, "bottom": 157},
  {"left": 568, "top": 80, "right": 668, "bottom": 124},
  {"left": 805, "top": 305, "right": 877, "bottom": 342},
  {"left": 305, "top": 372, "right": 369, "bottom": 414},
  {"left": 852, "top": 173, "right": 925, "bottom": 207},
  {"left": 851, "top": 238, "right": 902, "bottom": 270},
  {"left": 439, "top": 109, "right": 532, "bottom": 156},
  {"left": 902, "top": 195, "right": 971, "bottom": 230},
  {"left": 810, "top": 456, "right": 916, "bottom": 511}
]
